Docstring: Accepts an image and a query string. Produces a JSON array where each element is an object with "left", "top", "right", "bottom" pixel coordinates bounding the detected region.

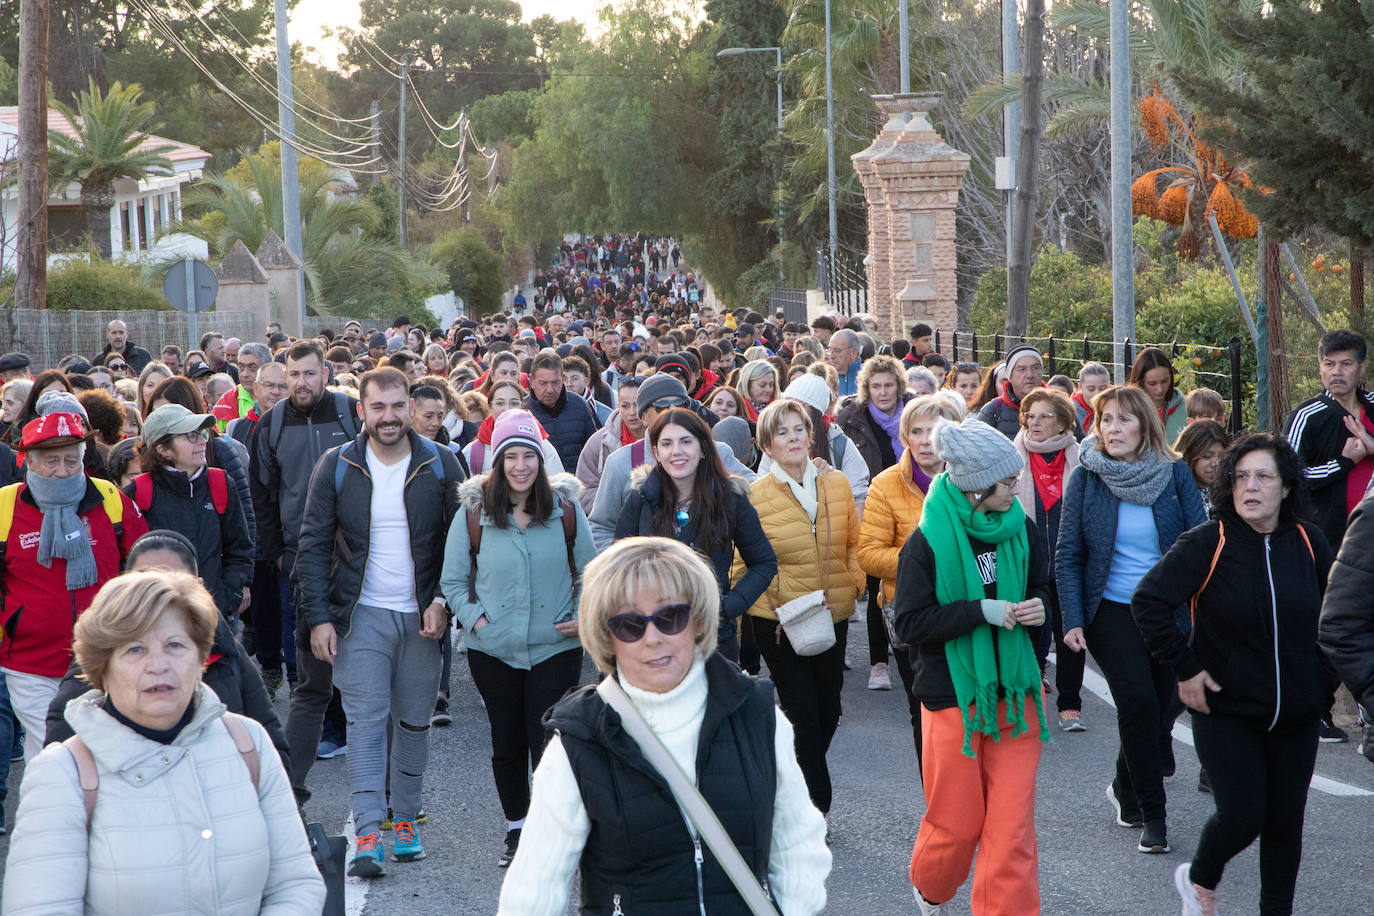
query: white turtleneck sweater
[{"left": 497, "top": 656, "right": 831, "bottom": 915}]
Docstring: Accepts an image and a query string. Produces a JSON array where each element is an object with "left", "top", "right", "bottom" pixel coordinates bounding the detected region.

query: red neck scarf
[
  {"left": 1072, "top": 391, "right": 1094, "bottom": 431},
  {"left": 619, "top": 419, "right": 639, "bottom": 446},
  {"left": 1029, "top": 450, "right": 1067, "bottom": 512},
  {"left": 999, "top": 381, "right": 1021, "bottom": 410}
]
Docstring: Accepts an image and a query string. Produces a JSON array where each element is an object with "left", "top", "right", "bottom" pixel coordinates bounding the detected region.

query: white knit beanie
[
  {"left": 783, "top": 374, "right": 833, "bottom": 415},
  {"left": 930, "top": 417, "right": 1024, "bottom": 492}
]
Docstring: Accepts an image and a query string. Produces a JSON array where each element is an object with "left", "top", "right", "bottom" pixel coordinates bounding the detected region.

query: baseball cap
[{"left": 142, "top": 403, "right": 215, "bottom": 445}]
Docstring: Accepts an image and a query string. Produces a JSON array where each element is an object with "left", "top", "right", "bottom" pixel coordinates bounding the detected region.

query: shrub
[{"left": 45, "top": 259, "right": 171, "bottom": 311}]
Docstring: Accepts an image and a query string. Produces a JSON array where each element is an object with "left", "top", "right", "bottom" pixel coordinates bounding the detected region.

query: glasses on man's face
[
  {"left": 607, "top": 603, "right": 692, "bottom": 643},
  {"left": 257, "top": 380, "right": 288, "bottom": 393},
  {"left": 180, "top": 428, "right": 212, "bottom": 444}
]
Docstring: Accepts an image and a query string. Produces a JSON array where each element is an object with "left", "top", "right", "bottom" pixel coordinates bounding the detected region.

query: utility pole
[
  {"left": 398, "top": 62, "right": 409, "bottom": 246},
  {"left": 824, "top": 0, "right": 838, "bottom": 272},
  {"left": 273, "top": 0, "right": 305, "bottom": 327},
  {"left": 369, "top": 100, "right": 381, "bottom": 190},
  {"left": 1002, "top": 0, "right": 1020, "bottom": 269},
  {"left": 899, "top": 0, "right": 909, "bottom": 94},
  {"left": 1109, "top": 0, "right": 1135, "bottom": 382},
  {"left": 15, "top": 0, "right": 50, "bottom": 310}
]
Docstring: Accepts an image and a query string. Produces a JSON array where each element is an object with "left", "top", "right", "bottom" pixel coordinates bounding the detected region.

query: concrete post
[
  {"left": 215, "top": 240, "right": 273, "bottom": 337},
  {"left": 255, "top": 230, "right": 304, "bottom": 337}
]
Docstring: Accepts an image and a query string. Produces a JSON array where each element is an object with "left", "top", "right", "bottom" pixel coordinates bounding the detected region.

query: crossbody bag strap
[{"left": 599, "top": 677, "right": 780, "bottom": 916}]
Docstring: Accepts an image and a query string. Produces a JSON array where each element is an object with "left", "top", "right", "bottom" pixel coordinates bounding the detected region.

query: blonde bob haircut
[
  {"left": 73, "top": 571, "right": 219, "bottom": 692},
  {"left": 1090, "top": 384, "right": 1177, "bottom": 460},
  {"left": 756, "top": 398, "right": 814, "bottom": 455},
  {"left": 578, "top": 537, "right": 720, "bottom": 675},
  {"left": 736, "top": 360, "right": 781, "bottom": 404},
  {"left": 855, "top": 354, "right": 907, "bottom": 406},
  {"left": 901, "top": 390, "right": 967, "bottom": 439}
]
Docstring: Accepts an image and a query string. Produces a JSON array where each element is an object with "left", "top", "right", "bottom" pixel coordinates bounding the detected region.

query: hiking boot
[
  {"left": 867, "top": 662, "right": 892, "bottom": 690},
  {"left": 498, "top": 827, "right": 521, "bottom": 868},
  {"left": 391, "top": 819, "right": 426, "bottom": 862},
  {"left": 1175, "top": 863, "right": 1218, "bottom": 916},
  {"left": 1106, "top": 782, "right": 1143, "bottom": 828},
  {"left": 348, "top": 832, "right": 385, "bottom": 878},
  {"left": 1319, "top": 717, "right": 1349, "bottom": 743},
  {"left": 431, "top": 696, "right": 453, "bottom": 727},
  {"left": 1138, "top": 819, "right": 1170, "bottom": 854},
  {"left": 1058, "top": 710, "right": 1086, "bottom": 732},
  {"left": 261, "top": 668, "right": 283, "bottom": 699}
]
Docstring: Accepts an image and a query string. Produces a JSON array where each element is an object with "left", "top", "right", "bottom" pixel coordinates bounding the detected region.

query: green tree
[
  {"left": 469, "top": 89, "right": 540, "bottom": 146},
  {"left": 432, "top": 226, "right": 506, "bottom": 314},
  {"left": 49, "top": 78, "right": 175, "bottom": 260}
]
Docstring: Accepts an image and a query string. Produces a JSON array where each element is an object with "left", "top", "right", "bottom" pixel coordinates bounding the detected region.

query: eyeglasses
[
  {"left": 257, "top": 380, "right": 288, "bottom": 392},
  {"left": 994, "top": 474, "right": 1022, "bottom": 490},
  {"left": 1025, "top": 413, "right": 1059, "bottom": 424},
  {"left": 1234, "top": 470, "right": 1280, "bottom": 486},
  {"left": 180, "top": 428, "right": 212, "bottom": 444},
  {"left": 607, "top": 603, "right": 692, "bottom": 642},
  {"left": 107, "top": 363, "right": 128, "bottom": 372},
  {"left": 650, "top": 397, "right": 689, "bottom": 410}
]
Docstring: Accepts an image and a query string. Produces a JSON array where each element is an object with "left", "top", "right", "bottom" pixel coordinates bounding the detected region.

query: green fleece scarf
[{"left": 918, "top": 473, "right": 1050, "bottom": 756}]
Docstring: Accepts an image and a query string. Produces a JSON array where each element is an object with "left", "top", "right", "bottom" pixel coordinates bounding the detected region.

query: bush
[
  {"left": 432, "top": 227, "right": 507, "bottom": 315},
  {"left": 45, "top": 259, "right": 171, "bottom": 311}
]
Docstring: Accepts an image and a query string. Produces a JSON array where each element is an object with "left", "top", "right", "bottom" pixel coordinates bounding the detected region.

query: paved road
[{"left": 3, "top": 611, "right": 1371, "bottom": 914}]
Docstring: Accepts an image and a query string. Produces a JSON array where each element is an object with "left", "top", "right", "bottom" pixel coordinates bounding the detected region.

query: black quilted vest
[{"left": 544, "top": 653, "right": 777, "bottom": 915}]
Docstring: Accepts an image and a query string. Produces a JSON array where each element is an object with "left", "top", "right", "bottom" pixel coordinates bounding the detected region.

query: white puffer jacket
[{"left": 1, "top": 684, "right": 324, "bottom": 916}]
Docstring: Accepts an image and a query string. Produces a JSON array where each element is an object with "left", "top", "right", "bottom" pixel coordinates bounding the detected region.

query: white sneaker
[
  {"left": 1174, "top": 862, "right": 1219, "bottom": 915},
  {"left": 913, "top": 886, "right": 945, "bottom": 914},
  {"left": 868, "top": 662, "right": 893, "bottom": 690},
  {"left": 455, "top": 630, "right": 467, "bottom": 654}
]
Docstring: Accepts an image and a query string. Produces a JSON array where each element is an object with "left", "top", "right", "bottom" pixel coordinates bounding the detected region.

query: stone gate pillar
[{"left": 851, "top": 93, "right": 970, "bottom": 342}]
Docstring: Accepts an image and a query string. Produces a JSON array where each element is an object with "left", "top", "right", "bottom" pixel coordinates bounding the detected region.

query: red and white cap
[{"left": 20, "top": 412, "right": 93, "bottom": 450}]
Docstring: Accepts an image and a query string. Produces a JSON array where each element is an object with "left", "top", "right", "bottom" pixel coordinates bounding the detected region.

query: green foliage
[
  {"left": 0, "top": 58, "right": 15, "bottom": 105},
  {"left": 48, "top": 79, "right": 176, "bottom": 194},
  {"left": 432, "top": 227, "right": 506, "bottom": 314},
  {"left": 43, "top": 259, "right": 171, "bottom": 312},
  {"left": 470, "top": 89, "right": 540, "bottom": 146},
  {"left": 969, "top": 250, "right": 1114, "bottom": 342}
]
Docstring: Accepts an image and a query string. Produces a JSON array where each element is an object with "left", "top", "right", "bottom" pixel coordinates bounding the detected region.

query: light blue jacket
[{"left": 440, "top": 472, "right": 597, "bottom": 669}]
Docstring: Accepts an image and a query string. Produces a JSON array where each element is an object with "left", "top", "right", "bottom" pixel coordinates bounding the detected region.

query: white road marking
[
  {"left": 1053, "top": 653, "right": 1374, "bottom": 798},
  {"left": 343, "top": 815, "right": 370, "bottom": 916}
]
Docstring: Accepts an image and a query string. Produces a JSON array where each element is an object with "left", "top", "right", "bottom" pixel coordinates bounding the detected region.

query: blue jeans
[{"left": 0, "top": 670, "right": 14, "bottom": 809}]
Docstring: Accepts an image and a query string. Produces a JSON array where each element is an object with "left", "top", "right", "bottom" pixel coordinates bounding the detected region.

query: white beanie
[
  {"left": 930, "top": 417, "right": 1024, "bottom": 492},
  {"left": 783, "top": 374, "right": 833, "bottom": 415}
]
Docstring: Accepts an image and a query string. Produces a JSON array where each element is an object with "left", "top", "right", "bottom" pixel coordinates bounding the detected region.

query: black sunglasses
[{"left": 606, "top": 603, "right": 692, "bottom": 643}]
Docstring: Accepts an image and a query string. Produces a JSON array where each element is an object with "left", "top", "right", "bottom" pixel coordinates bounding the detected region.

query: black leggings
[
  {"left": 747, "top": 615, "right": 847, "bottom": 814},
  {"left": 467, "top": 648, "right": 583, "bottom": 822},
  {"left": 892, "top": 644, "right": 923, "bottom": 781},
  {"left": 866, "top": 576, "right": 890, "bottom": 666},
  {"left": 1189, "top": 713, "right": 1319, "bottom": 915}
]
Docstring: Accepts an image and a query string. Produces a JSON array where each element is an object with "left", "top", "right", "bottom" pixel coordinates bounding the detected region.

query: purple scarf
[
  {"left": 867, "top": 400, "right": 904, "bottom": 463},
  {"left": 911, "top": 461, "right": 934, "bottom": 494}
]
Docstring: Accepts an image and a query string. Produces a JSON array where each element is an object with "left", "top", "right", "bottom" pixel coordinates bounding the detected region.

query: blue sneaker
[
  {"left": 391, "top": 819, "right": 425, "bottom": 862},
  {"left": 316, "top": 740, "right": 347, "bottom": 760},
  {"left": 347, "top": 832, "right": 385, "bottom": 878}
]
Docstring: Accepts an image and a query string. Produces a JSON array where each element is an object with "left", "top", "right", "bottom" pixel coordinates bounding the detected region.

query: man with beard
[
  {"left": 295, "top": 367, "right": 459, "bottom": 875},
  {"left": 251, "top": 340, "right": 361, "bottom": 800}
]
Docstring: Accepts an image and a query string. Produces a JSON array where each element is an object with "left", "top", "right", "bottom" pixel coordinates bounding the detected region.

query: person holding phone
[{"left": 440, "top": 409, "right": 597, "bottom": 869}]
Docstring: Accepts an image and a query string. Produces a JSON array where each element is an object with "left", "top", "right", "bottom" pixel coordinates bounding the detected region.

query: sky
[{"left": 290, "top": 0, "right": 605, "bottom": 68}]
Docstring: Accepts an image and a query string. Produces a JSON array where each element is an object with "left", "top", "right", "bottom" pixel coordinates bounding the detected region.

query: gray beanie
[
  {"left": 712, "top": 416, "right": 753, "bottom": 467},
  {"left": 637, "top": 373, "right": 691, "bottom": 414},
  {"left": 36, "top": 390, "right": 88, "bottom": 422},
  {"left": 930, "top": 417, "right": 1024, "bottom": 492}
]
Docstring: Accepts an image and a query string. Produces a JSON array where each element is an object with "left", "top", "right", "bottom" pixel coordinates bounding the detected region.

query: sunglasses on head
[{"left": 606, "top": 603, "right": 692, "bottom": 643}]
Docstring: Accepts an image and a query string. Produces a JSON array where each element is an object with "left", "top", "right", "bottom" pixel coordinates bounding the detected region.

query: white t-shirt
[{"left": 358, "top": 443, "right": 418, "bottom": 612}]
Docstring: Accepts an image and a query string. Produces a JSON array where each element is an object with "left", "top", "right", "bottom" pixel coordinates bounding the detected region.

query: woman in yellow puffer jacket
[
  {"left": 857, "top": 391, "right": 967, "bottom": 776},
  {"left": 734, "top": 398, "right": 864, "bottom": 817}
]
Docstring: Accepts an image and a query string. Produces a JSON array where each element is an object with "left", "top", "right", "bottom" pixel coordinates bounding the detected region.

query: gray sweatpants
[{"left": 333, "top": 603, "right": 442, "bottom": 837}]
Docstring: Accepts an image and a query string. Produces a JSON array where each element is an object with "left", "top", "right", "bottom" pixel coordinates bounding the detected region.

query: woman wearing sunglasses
[
  {"left": 613, "top": 408, "right": 776, "bottom": 664},
  {"left": 891, "top": 416, "right": 1052, "bottom": 915},
  {"left": 735, "top": 399, "right": 865, "bottom": 818},
  {"left": 126, "top": 404, "right": 254, "bottom": 622},
  {"left": 499, "top": 537, "right": 831, "bottom": 916},
  {"left": 440, "top": 409, "right": 596, "bottom": 869}
]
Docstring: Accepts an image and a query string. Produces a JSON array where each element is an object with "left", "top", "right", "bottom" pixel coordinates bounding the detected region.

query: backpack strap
[
  {"left": 268, "top": 400, "right": 287, "bottom": 454},
  {"left": 1296, "top": 524, "right": 1315, "bottom": 562},
  {"left": 132, "top": 474, "right": 153, "bottom": 513},
  {"left": 91, "top": 477, "right": 124, "bottom": 543},
  {"left": 415, "top": 436, "right": 445, "bottom": 485},
  {"left": 0, "top": 482, "right": 21, "bottom": 545},
  {"left": 333, "top": 391, "right": 360, "bottom": 440},
  {"left": 1189, "top": 520, "right": 1226, "bottom": 628},
  {"left": 470, "top": 440, "right": 484, "bottom": 474},
  {"left": 466, "top": 506, "right": 483, "bottom": 605},
  {"left": 206, "top": 468, "right": 228, "bottom": 515},
  {"left": 333, "top": 442, "right": 354, "bottom": 496},
  {"left": 630, "top": 438, "right": 646, "bottom": 468},
  {"left": 64, "top": 736, "right": 100, "bottom": 830},
  {"left": 560, "top": 500, "right": 580, "bottom": 602},
  {"left": 221, "top": 713, "right": 260, "bottom": 793}
]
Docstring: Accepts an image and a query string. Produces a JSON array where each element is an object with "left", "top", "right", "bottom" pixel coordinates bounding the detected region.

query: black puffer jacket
[
  {"left": 1136, "top": 516, "right": 1333, "bottom": 729},
  {"left": 294, "top": 429, "right": 460, "bottom": 633},
  {"left": 544, "top": 653, "right": 776, "bottom": 916},
  {"left": 1320, "top": 488, "right": 1374, "bottom": 727},
  {"left": 44, "top": 617, "right": 290, "bottom": 770},
  {"left": 525, "top": 389, "right": 601, "bottom": 473},
  {"left": 123, "top": 466, "right": 255, "bottom": 619},
  {"left": 977, "top": 386, "right": 1024, "bottom": 439}
]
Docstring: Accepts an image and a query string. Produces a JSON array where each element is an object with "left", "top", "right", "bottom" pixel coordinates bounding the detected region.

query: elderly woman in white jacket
[
  {"left": 499, "top": 537, "right": 830, "bottom": 915},
  {"left": 2, "top": 571, "right": 323, "bottom": 916}
]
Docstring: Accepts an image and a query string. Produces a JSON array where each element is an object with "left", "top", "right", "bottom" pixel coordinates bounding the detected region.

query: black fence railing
[
  {"left": 932, "top": 329, "right": 1247, "bottom": 436},
  {"left": 817, "top": 248, "right": 869, "bottom": 317},
  {"left": 768, "top": 288, "right": 808, "bottom": 325}
]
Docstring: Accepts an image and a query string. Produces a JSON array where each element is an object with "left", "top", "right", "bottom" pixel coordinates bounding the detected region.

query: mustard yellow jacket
[
  {"left": 857, "top": 451, "right": 928, "bottom": 606},
  {"left": 734, "top": 469, "right": 865, "bottom": 622}
]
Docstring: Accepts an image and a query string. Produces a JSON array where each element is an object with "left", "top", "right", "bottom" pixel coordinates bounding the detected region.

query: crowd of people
[{"left": 0, "top": 232, "right": 1373, "bottom": 916}]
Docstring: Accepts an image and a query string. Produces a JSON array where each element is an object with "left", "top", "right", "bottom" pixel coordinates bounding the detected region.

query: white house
[{"left": 0, "top": 106, "right": 211, "bottom": 273}]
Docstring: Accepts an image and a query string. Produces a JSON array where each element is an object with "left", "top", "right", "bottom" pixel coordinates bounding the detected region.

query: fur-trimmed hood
[
  {"left": 458, "top": 470, "right": 584, "bottom": 513},
  {"left": 628, "top": 463, "right": 753, "bottom": 501}
]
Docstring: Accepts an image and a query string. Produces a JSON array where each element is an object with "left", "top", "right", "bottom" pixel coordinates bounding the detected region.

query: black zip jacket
[
  {"left": 1320, "top": 488, "right": 1374, "bottom": 716},
  {"left": 123, "top": 467, "right": 254, "bottom": 619},
  {"left": 1133, "top": 516, "right": 1333, "bottom": 729},
  {"left": 294, "top": 428, "right": 460, "bottom": 633},
  {"left": 892, "top": 517, "right": 1051, "bottom": 710},
  {"left": 1282, "top": 389, "right": 1374, "bottom": 547}
]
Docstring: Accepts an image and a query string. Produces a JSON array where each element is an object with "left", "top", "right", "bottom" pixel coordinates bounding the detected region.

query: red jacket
[{"left": 1, "top": 480, "right": 147, "bottom": 677}]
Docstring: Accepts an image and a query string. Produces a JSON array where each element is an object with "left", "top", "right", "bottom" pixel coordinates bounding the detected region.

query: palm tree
[{"left": 49, "top": 78, "right": 175, "bottom": 259}]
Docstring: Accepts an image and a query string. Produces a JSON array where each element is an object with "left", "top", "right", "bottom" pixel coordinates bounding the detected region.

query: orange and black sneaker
[
  {"left": 392, "top": 819, "right": 426, "bottom": 862},
  {"left": 348, "top": 831, "right": 385, "bottom": 878}
]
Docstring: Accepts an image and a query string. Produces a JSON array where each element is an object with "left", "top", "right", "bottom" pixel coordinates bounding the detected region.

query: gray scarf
[
  {"left": 1077, "top": 436, "right": 1175, "bottom": 507},
  {"left": 25, "top": 468, "right": 99, "bottom": 590}
]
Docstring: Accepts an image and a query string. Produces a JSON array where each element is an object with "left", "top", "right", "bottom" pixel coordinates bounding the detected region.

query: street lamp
[{"left": 718, "top": 46, "right": 785, "bottom": 280}]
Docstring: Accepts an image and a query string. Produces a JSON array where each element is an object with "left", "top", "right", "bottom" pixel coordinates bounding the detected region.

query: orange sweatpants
[{"left": 909, "top": 693, "right": 1043, "bottom": 915}]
